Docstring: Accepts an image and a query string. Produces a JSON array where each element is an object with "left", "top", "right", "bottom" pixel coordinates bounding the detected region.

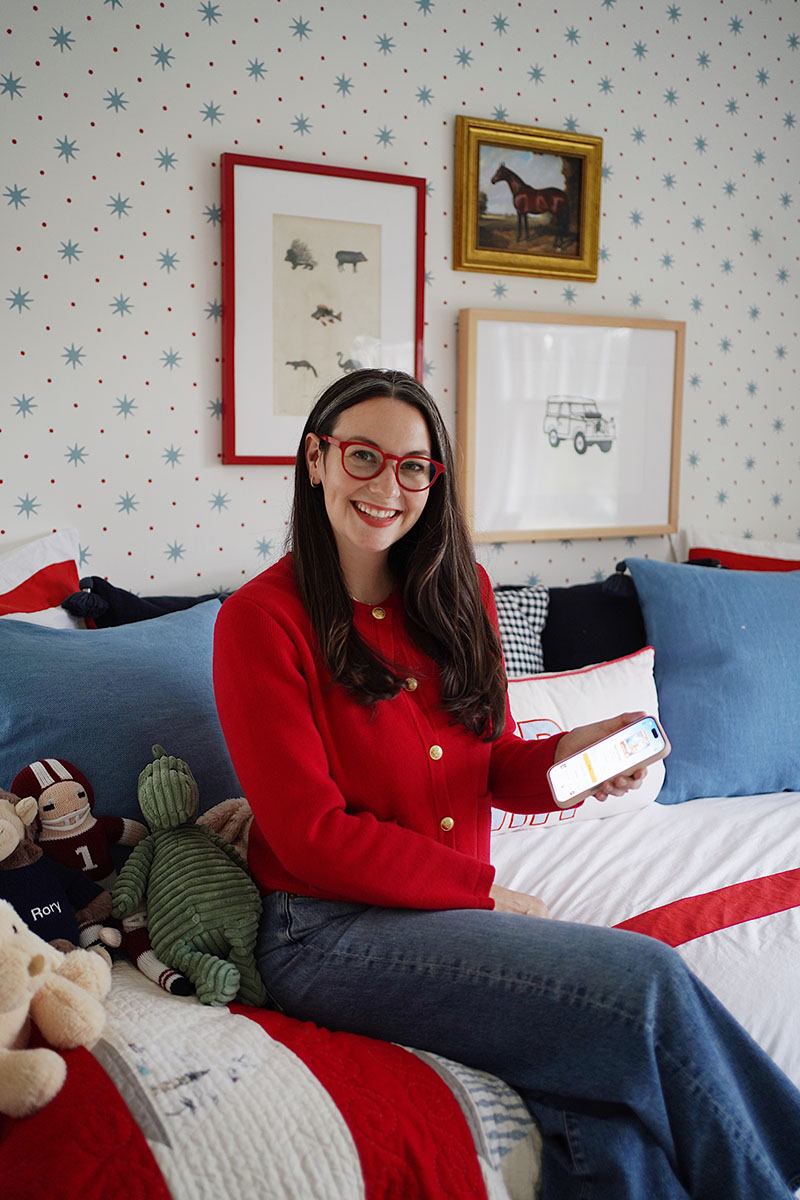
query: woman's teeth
[{"left": 354, "top": 501, "right": 399, "bottom": 519}]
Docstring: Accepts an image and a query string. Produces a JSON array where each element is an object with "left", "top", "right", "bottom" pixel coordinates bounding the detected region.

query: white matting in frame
[
  {"left": 221, "top": 154, "right": 425, "bottom": 465},
  {"left": 457, "top": 310, "right": 685, "bottom": 541}
]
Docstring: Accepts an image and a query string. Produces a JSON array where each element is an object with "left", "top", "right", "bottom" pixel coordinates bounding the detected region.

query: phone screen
[{"left": 548, "top": 718, "right": 666, "bottom": 806}]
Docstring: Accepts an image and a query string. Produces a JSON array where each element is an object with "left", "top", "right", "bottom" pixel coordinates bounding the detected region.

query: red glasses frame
[{"left": 319, "top": 435, "right": 446, "bottom": 491}]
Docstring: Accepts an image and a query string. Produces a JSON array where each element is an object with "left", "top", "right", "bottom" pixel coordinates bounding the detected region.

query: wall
[{"left": 3, "top": 0, "right": 797, "bottom": 591}]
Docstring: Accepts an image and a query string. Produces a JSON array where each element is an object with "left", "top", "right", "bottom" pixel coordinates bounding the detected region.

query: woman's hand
[
  {"left": 554, "top": 711, "right": 648, "bottom": 800},
  {"left": 489, "top": 883, "right": 551, "bottom": 919}
]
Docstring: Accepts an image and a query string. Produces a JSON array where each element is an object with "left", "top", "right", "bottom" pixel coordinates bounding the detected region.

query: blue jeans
[{"left": 256, "top": 893, "right": 800, "bottom": 1200}]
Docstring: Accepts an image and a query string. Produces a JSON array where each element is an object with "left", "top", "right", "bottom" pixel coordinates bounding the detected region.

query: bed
[{"left": 1, "top": 528, "right": 799, "bottom": 1199}]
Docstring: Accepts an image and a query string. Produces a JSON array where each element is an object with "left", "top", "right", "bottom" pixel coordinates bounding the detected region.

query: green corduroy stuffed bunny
[{"left": 112, "top": 746, "right": 266, "bottom": 1007}]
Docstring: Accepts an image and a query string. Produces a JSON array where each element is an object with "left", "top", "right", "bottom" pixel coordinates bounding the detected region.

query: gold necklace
[{"left": 349, "top": 583, "right": 393, "bottom": 606}]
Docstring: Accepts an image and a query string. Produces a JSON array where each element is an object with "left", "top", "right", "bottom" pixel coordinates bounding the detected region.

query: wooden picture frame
[
  {"left": 453, "top": 116, "right": 603, "bottom": 282},
  {"left": 220, "top": 153, "right": 426, "bottom": 465},
  {"left": 457, "top": 309, "right": 685, "bottom": 542}
]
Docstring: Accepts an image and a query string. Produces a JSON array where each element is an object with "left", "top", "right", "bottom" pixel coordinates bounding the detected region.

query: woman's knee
[{"left": 589, "top": 929, "right": 694, "bottom": 1017}]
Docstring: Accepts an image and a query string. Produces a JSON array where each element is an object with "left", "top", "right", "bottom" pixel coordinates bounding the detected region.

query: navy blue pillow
[
  {"left": 541, "top": 575, "right": 646, "bottom": 672},
  {"left": 626, "top": 558, "right": 800, "bottom": 804},
  {"left": 0, "top": 601, "right": 242, "bottom": 821}
]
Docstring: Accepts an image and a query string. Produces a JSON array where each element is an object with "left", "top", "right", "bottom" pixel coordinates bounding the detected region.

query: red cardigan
[{"left": 212, "top": 555, "right": 561, "bottom": 911}]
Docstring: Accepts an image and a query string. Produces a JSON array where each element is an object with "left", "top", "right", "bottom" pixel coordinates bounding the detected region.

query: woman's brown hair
[{"left": 289, "top": 369, "right": 507, "bottom": 740}]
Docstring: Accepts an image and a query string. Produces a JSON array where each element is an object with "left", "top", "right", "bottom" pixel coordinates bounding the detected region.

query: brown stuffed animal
[
  {"left": 196, "top": 796, "right": 253, "bottom": 862},
  {"left": 0, "top": 897, "right": 110, "bottom": 1118}
]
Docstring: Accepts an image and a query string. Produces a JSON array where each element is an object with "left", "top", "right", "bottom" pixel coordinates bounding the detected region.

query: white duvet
[{"left": 491, "top": 790, "right": 800, "bottom": 1088}]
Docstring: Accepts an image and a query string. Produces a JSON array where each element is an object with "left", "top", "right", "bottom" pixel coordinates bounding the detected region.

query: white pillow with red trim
[
  {"left": 492, "top": 647, "right": 665, "bottom": 834},
  {"left": 0, "top": 530, "right": 84, "bottom": 629},
  {"left": 671, "top": 526, "right": 800, "bottom": 572}
]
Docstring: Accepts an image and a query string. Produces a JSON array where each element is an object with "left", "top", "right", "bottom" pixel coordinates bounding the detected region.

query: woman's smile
[{"left": 351, "top": 499, "right": 402, "bottom": 526}]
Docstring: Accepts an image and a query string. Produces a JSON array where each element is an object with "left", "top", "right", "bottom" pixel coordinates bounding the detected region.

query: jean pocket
[{"left": 285, "top": 894, "right": 368, "bottom": 946}]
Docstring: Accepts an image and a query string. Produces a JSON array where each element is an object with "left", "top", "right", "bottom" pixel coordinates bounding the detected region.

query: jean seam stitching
[{"left": 296, "top": 941, "right": 790, "bottom": 1184}]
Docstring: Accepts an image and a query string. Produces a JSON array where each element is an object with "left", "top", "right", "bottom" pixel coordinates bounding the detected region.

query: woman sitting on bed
[{"left": 213, "top": 367, "right": 800, "bottom": 1200}]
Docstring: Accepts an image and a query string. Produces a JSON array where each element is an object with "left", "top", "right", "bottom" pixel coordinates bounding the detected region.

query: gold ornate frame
[{"left": 453, "top": 116, "right": 603, "bottom": 282}]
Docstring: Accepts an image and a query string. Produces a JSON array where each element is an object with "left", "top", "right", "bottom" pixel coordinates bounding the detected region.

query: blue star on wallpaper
[
  {"left": 5, "top": 184, "right": 29, "bottom": 208},
  {"left": 152, "top": 44, "right": 174, "bottom": 69},
  {"left": 114, "top": 395, "right": 137, "bottom": 417},
  {"left": 50, "top": 27, "right": 75, "bottom": 52},
  {"left": 7, "top": 288, "right": 33, "bottom": 314},
  {"left": 107, "top": 193, "right": 131, "bottom": 218},
  {"left": 62, "top": 344, "right": 85, "bottom": 368},
  {"left": 13, "top": 395, "right": 36, "bottom": 417},
  {"left": 15, "top": 494, "right": 40, "bottom": 518},
  {"left": 117, "top": 492, "right": 139, "bottom": 514},
  {"left": 1, "top": 72, "right": 25, "bottom": 99}
]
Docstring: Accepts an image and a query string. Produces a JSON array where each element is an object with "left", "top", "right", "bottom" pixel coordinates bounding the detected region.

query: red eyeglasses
[{"left": 319, "top": 435, "right": 445, "bottom": 492}]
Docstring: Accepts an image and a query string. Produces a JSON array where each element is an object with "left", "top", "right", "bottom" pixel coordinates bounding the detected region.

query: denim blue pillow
[
  {"left": 0, "top": 600, "right": 241, "bottom": 820},
  {"left": 626, "top": 558, "right": 800, "bottom": 804}
]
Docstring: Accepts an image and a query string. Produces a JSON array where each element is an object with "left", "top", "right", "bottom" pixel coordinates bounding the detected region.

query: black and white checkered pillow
[{"left": 493, "top": 585, "right": 549, "bottom": 677}]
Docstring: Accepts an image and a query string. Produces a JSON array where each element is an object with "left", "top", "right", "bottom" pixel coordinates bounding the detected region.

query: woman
[{"left": 213, "top": 368, "right": 800, "bottom": 1200}]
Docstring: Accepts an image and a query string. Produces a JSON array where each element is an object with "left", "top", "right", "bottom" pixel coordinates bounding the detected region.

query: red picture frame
[{"left": 220, "top": 153, "right": 426, "bottom": 465}]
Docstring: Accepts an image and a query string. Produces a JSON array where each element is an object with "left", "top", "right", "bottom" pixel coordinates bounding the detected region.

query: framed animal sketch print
[
  {"left": 452, "top": 117, "right": 603, "bottom": 282},
  {"left": 457, "top": 309, "right": 685, "bottom": 541},
  {"left": 220, "top": 153, "right": 425, "bottom": 464}
]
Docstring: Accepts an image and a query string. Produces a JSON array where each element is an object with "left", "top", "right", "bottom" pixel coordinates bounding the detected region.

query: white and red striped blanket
[
  {"left": 0, "top": 963, "right": 541, "bottom": 1200},
  {"left": 492, "top": 789, "right": 800, "bottom": 1089}
]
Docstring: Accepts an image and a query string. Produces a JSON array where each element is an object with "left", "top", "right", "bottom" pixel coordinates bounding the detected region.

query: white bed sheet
[{"left": 491, "top": 791, "right": 800, "bottom": 1087}]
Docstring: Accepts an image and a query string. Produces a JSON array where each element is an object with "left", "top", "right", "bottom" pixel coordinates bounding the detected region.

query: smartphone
[{"left": 546, "top": 716, "right": 671, "bottom": 809}]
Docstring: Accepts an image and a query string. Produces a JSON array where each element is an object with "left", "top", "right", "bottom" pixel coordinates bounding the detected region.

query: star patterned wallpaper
[{"left": 2, "top": 0, "right": 798, "bottom": 591}]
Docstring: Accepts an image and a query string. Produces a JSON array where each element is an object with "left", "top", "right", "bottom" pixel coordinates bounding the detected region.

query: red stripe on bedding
[
  {"left": 614, "top": 868, "right": 800, "bottom": 947},
  {"left": 688, "top": 546, "right": 800, "bottom": 572},
  {"left": 232, "top": 1004, "right": 489, "bottom": 1200},
  {"left": 0, "top": 1035, "right": 170, "bottom": 1200}
]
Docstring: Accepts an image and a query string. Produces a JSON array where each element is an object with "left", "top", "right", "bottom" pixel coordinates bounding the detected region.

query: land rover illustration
[{"left": 542, "top": 396, "right": 617, "bottom": 454}]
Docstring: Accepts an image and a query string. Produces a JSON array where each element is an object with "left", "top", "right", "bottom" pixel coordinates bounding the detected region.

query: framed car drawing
[{"left": 456, "top": 309, "right": 685, "bottom": 542}]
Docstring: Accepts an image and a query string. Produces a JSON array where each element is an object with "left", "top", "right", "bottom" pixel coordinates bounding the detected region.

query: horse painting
[{"left": 490, "top": 163, "right": 571, "bottom": 249}]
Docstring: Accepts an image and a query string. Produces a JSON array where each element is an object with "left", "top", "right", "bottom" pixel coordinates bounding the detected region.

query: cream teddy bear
[{"left": 0, "top": 898, "right": 110, "bottom": 1118}]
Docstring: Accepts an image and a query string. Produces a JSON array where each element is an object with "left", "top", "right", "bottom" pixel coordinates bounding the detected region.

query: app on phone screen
[{"left": 549, "top": 720, "right": 665, "bottom": 803}]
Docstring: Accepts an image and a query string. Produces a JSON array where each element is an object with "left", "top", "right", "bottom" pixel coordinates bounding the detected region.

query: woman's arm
[{"left": 213, "top": 592, "right": 496, "bottom": 911}]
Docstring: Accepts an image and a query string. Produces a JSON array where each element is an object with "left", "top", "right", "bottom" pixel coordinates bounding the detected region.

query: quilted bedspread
[
  {"left": 0, "top": 963, "right": 541, "bottom": 1200},
  {"left": 9, "top": 791, "right": 796, "bottom": 1198}
]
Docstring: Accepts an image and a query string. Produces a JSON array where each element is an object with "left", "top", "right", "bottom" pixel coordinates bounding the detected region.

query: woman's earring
[{"left": 310, "top": 476, "right": 320, "bottom": 488}]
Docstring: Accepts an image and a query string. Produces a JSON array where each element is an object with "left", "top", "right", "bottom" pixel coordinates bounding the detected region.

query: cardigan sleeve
[{"left": 213, "top": 592, "right": 496, "bottom": 910}]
